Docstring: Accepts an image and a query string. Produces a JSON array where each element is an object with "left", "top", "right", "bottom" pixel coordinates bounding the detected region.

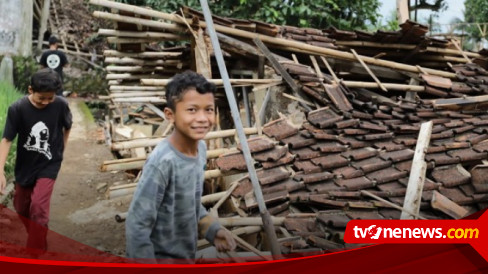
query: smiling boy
[
  {"left": 126, "top": 71, "right": 235, "bottom": 263},
  {"left": 0, "top": 68, "right": 72, "bottom": 250}
]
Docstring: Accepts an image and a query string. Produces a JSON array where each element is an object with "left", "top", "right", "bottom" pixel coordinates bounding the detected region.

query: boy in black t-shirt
[
  {"left": 0, "top": 68, "right": 72, "bottom": 250},
  {"left": 40, "top": 36, "right": 69, "bottom": 96}
]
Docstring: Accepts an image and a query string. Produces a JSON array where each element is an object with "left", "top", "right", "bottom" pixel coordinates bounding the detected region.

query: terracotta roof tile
[
  {"left": 244, "top": 189, "right": 289, "bottom": 209},
  {"left": 374, "top": 142, "right": 406, "bottom": 151},
  {"left": 291, "top": 147, "right": 321, "bottom": 160},
  {"left": 216, "top": 152, "right": 247, "bottom": 171},
  {"left": 262, "top": 179, "right": 305, "bottom": 194},
  {"left": 336, "top": 136, "right": 371, "bottom": 148},
  {"left": 294, "top": 160, "right": 322, "bottom": 174},
  {"left": 335, "top": 119, "right": 360, "bottom": 129},
  {"left": 306, "top": 180, "right": 345, "bottom": 194},
  {"left": 393, "top": 136, "right": 418, "bottom": 146},
  {"left": 398, "top": 178, "right": 441, "bottom": 191},
  {"left": 323, "top": 84, "right": 354, "bottom": 111},
  {"left": 473, "top": 126, "right": 488, "bottom": 134},
  {"left": 351, "top": 110, "right": 374, "bottom": 120},
  {"left": 311, "top": 154, "right": 349, "bottom": 170},
  {"left": 280, "top": 133, "right": 316, "bottom": 149},
  {"left": 307, "top": 107, "right": 343, "bottom": 128},
  {"left": 431, "top": 164, "right": 471, "bottom": 187},
  {"left": 341, "top": 147, "right": 378, "bottom": 161},
  {"left": 332, "top": 166, "right": 364, "bottom": 179},
  {"left": 317, "top": 212, "right": 350, "bottom": 228},
  {"left": 359, "top": 121, "right": 388, "bottom": 132},
  {"left": 374, "top": 111, "right": 394, "bottom": 120},
  {"left": 425, "top": 152, "right": 461, "bottom": 165},
  {"left": 356, "top": 132, "right": 394, "bottom": 141},
  {"left": 459, "top": 183, "right": 476, "bottom": 197},
  {"left": 443, "top": 142, "right": 471, "bottom": 150},
  {"left": 454, "top": 132, "right": 480, "bottom": 142},
  {"left": 379, "top": 209, "right": 401, "bottom": 219},
  {"left": 294, "top": 171, "right": 334, "bottom": 184},
  {"left": 468, "top": 134, "right": 488, "bottom": 145},
  {"left": 311, "top": 131, "right": 339, "bottom": 140},
  {"left": 379, "top": 149, "right": 415, "bottom": 163},
  {"left": 438, "top": 187, "right": 473, "bottom": 205},
  {"left": 263, "top": 118, "right": 299, "bottom": 140},
  {"left": 348, "top": 201, "right": 376, "bottom": 209},
  {"left": 309, "top": 195, "right": 348, "bottom": 208},
  {"left": 253, "top": 145, "right": 288, "bottom": 162},
  {"left": 394, "top": 160, "right": 413, "bottom": 172},
  {"left": 284, "top": 217, "right": 317, "bottom": 232},
  {"left": 346, "top": 210, "right": 385, "bottom": 220},
  {"left": 427, "top": 146, "right": 448, "bottom": 154},
  {"left": 237, "top": 136, "right": 276, "bottom": 153},
  {"left": 342, "top": 128, "right": 370, "bottom": 135},
  {"left": 452, "top": 125, "right": 475, "bottom": 134},
  {"left": 257, "top": 167, "right": 291, "bottom": 185},
  {"left": 432, "top": 125, "right": 447, "bottom": 133},
  {"left": 447, "top": 148, "right": 488, "bottom": 162},
  {"left": 352, "top": 157, "right": 393, "bottom": 173},
  {"left": 430, "top": 130, "right": 454, "bottom": 140},
  {"left": 377, "top": 182, "right": 407, "bottom": 196},
  {"left": 445, "top": 120, "right": 465, "bottom": 128},
  {"left": 232, "top": 178, "right": 252, "bottom": 198},
  {"left": 471, "top": 165, "right": 488, "bottom": 193},
  {"left": 261, "top": 152, "right": 295, "bottom": 169},
  {"left": 334, "top": 176, "right": 374, "bottom": 190},
  {"left": 366, "top": 167, "right": 408, "bottom": 184},
  {"left": 473, "top": 141, "right": 488, "bottom": 153},
  {"left": 310, "top": 141, "right": 348, "bottom": 153}
]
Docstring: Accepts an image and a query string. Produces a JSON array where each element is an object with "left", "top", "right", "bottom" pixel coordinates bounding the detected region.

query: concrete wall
[{"left": 0, "top": 0, "right": 32, "bottom": 56}]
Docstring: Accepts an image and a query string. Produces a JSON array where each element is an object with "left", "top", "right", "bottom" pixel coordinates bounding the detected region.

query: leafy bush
[
  {"left": 12, "top": 56, "right": 38, "bottom": 94},
  {"left": 0, "top": 81, "right": 23, "bottom": 179}
]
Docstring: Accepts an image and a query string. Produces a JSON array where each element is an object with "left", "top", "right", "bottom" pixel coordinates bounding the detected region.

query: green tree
[
  {"left": 114, "top": 0, "right": 380, "bottom": 30},
  {"left": 464, "top": 0, "right": 488, "bottom": 50}
]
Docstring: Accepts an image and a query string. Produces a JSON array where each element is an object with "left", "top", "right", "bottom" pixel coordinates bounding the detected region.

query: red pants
[{"left": 14, "top": 178, "right": 56, "bottom": 251}]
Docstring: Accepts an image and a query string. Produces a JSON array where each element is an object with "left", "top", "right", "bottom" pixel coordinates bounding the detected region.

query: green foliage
[
  {"left": 464, "top": 0, "right": 488, "bottom": 49},
  {"left": 114, "top": 0, "right": 380, "bottom": 30},
  {"left": 12, "top": 56, "right": 38, "bottom": 94},
  {"left": 0, "top": 81, "right": 22, "bottom": 179}
]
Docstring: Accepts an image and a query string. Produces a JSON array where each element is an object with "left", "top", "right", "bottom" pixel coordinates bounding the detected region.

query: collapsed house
[{"left": 90, "top": 0, "right": 488, "bottom": 257}]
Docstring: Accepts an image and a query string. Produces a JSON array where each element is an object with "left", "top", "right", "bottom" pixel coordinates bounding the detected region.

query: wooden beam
[
  {"left": 432, "top": 94, "right": 488, "bottom": 110},
  {"left": 254, "top": 38, "right": 312, "bottom": 112},
  {"left": 93, "top": 11, "right": 185, "bottom": 33},
  {"left": 111, "top": 128, "right": 258, "bottom": 150},
  {"left": 141, "top": 78, "right": 282, "bottom": 86},
  {"left": 98, "top": 29, "right": 187, "bottom": 40},
  {"left": 351, "top": 49, "right": 387, "bottom": 92},
  {"left": 401, "top": 121, "right": 433, "bottom": 220}
]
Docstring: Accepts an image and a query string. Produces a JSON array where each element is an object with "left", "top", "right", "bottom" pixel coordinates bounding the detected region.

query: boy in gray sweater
[{"left": 126, "top": 71, "right": 236, "bottom": 263}]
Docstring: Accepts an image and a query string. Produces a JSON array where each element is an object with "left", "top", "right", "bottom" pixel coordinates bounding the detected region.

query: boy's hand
[
  {"left": 214, "top": 228, "right": 236, "bottom": 252},
  {"left": 0, "top": 173, "right": 6, "bottom": 195}
]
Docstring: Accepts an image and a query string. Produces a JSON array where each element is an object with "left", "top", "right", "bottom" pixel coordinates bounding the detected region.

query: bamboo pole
[
  {"left": 351, "top": 49, "right": 388, "bottom": 92},
  {"left": 106, "top": 66, "right": 166, "bottom": 72},
  {"left": 106, "top": 73, "right": 171, "bottom": 80},
  {"left": 93, "top": 11, "right": 185, "bottom": 33},
  {"left": 111, "top": 128, "right": 258, "bottom": 150},
  {"left": 141, "top": 78, "right": 283, "bottom": 86},
  {"left": 342, "top": 81, "right": 425, "bottom": 92},
  {"left": 103, "top": 50, "right": 182, "bottom": 58},
  {"left": 104, "top": 57, "right": 186, "bottom": 67},
  {"left": 201, "top": 191, "right": 226, "bottom": 206},
  {"left": 89, "top": 0, "right": 456, "bottom": 78},
  {"left": 98, "top": 28, "right": 187, "bottom": 40},
  {"left": 335, "top": 40, "right": 484, "bottom": 59}
]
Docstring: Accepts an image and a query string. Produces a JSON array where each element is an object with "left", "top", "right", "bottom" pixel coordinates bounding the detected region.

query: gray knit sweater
[{"left": 126, "top": 139, "right": 220, "bottom": 262}]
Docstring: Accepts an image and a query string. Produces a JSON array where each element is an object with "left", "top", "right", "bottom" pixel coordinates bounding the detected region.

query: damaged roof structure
[{"left": 90, "top": 0, "right": 488, "bottom": 258}]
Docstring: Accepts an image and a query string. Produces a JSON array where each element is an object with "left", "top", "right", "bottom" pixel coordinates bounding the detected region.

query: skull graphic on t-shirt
[
  {"left": 24, "top": 121, "right": 52, "bottom": 160},
  {"left": 46, "top": 54, "right": 61, "bottom": 69}
]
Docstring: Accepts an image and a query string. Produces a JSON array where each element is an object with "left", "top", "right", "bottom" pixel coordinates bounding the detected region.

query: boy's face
[
  {"left": 164, "top": 88, "right": 215, "bottom": 141},
  {"left": 28, "top": 86, "right": 56, "bottom": 109}
]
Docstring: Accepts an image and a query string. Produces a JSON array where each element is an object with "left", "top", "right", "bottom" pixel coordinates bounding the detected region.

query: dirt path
[{"left": 48, "top": 98, "right": 130, "bottom": 257}]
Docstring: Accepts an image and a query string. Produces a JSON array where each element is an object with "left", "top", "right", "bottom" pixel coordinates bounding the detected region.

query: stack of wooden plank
[{"left": 89, "top": 0, "right": 488, "bottom": 257}]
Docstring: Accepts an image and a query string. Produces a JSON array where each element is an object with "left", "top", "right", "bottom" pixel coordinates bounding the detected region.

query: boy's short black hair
[
  {"left": 31, "top": 68, "right": 62, "bottom": 93},
  {"left": 48, "top": 36, "right": 58, "bottom": 45},
  {"left": 165, "top": 71, "right": 216, "bottom": 110}
]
